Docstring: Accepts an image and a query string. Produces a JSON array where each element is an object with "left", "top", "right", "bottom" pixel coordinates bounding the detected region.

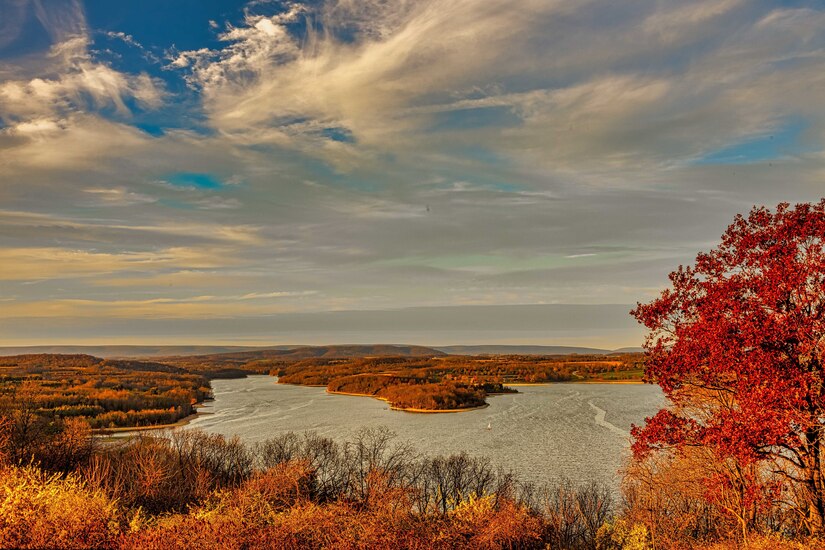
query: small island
[{"left": 325, "top": 373, "right": 513, "bottom": 412}]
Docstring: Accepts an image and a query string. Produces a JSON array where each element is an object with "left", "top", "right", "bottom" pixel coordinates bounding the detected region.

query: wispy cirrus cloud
[
  {"left": 168, "top": 0, "right": 825, "bottom": 175},
  {"left": 0, "top": 27, "right": 163, "bottom": 123},
  {"left": 0, "top": 296, "right": 311, "bottom": 319},
  {"left": 240, "top": 290, "right": 318, "bottom": 300},
  {"left": 83, "top": 187, "right": 157, "bottom": 206},
  {"left": 0, "top": 246, "right": 239, "bottom": 281}
]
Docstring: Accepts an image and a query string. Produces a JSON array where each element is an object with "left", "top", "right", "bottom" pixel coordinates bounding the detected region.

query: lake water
[{"left": 183, "top": 376, "right": 665, "bottom": 490}]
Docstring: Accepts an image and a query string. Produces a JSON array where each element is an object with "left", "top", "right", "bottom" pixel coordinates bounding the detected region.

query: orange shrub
[{"left": 449, "top": 494, "right": 544, "bottom": 549}]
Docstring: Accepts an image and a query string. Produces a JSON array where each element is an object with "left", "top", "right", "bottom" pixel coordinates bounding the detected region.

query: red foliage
[{"left": 631, "top": 200, "right": 825, "bottom": 531}]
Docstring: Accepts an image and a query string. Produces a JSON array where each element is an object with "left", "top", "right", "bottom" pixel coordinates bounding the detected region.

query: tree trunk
[{"left": 804, "top": 430, "right": 825, "bottom": 534}]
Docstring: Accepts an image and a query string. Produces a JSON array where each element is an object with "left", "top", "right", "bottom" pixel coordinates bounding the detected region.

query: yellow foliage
[
  {"left": 191, "top": 460, "right": 315, "bottom": 524},
  {"left": 0, "top": 464, "right": 120, "bottom": 549},
  {"left": 449, "top": 494, "right": 543, "bottom": 549},
  {"left": 699, "top": 534, "right": 825, "bottom": 550},
  {"left": 596, "top": 519, "right": 652, "bottom": 550},
  {"left": 450, "top": 493, "right": 496, "bottom": 525}
]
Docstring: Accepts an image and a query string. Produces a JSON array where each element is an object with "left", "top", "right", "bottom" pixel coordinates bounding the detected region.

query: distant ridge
[
  {"left": 0, "top": 344, "right": 641, "bottom": 358},
  {"left": 0, "top": 345, "right": 296, "bottom": 358},
  {"left": 435, "top": 345, "right": 615, "bottom": 355},
  {"left": 0, "top": 344, "right": 444, "bottom": 359},
  {"left": 168, "top": 344, "right": 446, "bottom": 361},
  {"left": 0, "top": 353, "right": 187, "bottom": 374}
]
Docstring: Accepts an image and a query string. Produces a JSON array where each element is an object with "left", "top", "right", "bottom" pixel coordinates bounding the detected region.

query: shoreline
[
  {"left": 575, "top": 380, "right": 644, "bottom": 384},
  {"left": 91, "top": 410, "right": 205, "bottom": 435},
  {"left": 390, "top": 403, "right": 489, "bottom": 413},
  {"left": 326, "top": 389, "right": 381, "bottom": 399}
]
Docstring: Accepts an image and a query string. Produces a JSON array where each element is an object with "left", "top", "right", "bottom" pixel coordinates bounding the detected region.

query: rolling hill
[{"left": 435, "top": 345, "right": 615, "bottom": 355}]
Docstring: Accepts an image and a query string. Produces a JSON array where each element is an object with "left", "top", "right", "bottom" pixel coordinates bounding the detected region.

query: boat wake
[{"left": 588, "top": 401, "right": 631, "bottom": 439}]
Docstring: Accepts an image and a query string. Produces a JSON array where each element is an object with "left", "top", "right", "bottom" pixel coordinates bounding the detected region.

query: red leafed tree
[{"left": 631, "top": 200, "right": 825, "bottom": 533}]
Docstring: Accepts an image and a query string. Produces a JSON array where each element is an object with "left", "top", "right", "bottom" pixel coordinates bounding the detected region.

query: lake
[{"left": 183, "top": 376, "right": 665, "bottom": 490}]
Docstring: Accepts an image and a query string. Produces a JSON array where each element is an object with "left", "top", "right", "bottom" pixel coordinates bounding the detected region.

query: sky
[{"left": 0, "top": 0, "right": 824, "bottom": 348}]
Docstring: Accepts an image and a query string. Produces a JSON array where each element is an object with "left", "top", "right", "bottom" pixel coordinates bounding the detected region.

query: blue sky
[{"left": 0, "top": 0, "right": 824, "bottom": 347}]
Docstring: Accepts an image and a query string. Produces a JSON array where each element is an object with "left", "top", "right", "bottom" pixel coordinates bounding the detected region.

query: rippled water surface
[{"left": 185, "top": 376, "right": 665, "bottom": 489}]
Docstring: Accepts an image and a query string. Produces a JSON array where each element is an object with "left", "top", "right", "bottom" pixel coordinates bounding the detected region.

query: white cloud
[
  {"left": 0, "top": 3, "right": 165, "bottom": 177},
  {"left": 177, "top": 1, "right": 584, "bottom": 150},
  {"left": 1, "top": 115, "right": 150, "bottom": 170},
  {"left": 103, "top": 31, "right": 143, "bottom": 50},
  {"left": 0, "top": 53, "right": 163, "bottom": 121}
]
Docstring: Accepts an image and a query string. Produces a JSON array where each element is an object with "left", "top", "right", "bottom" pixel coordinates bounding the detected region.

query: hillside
[
  {"left": 0, "top": 345, "right": 297, "bottom": 358},
  {"left": 435, "top": 345, "right": 614, "bottom": 355},
  {"left": 152, "top": 345, "right": 447, "bottom": 379},
  {"left": 0, "top": 354, "right": 209, "bottom": 429},
  {"left": 158, "top": 344, "right": 445, "bottom": 363},
  {"left": 0, "top": 344, "right": 446, "bottom": 359}
]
